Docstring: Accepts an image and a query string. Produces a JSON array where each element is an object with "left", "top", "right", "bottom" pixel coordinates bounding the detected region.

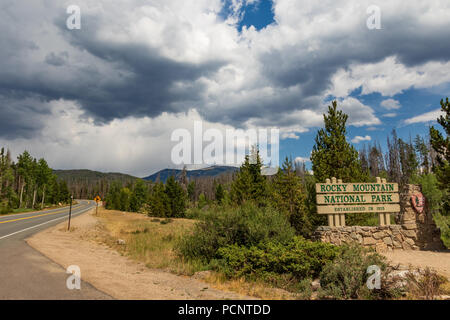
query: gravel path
[{"left": 382, "top": 249, "right": 450, "bottom": 279}]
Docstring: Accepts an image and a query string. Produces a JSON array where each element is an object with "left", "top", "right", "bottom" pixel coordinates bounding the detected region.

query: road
[{"left": 0, "top": 200, "right": 112, "bottom": 299}]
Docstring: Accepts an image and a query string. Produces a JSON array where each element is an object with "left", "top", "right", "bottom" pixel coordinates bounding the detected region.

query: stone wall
[{"left": 313, "top": 184, "right": 444, "bottom": 252}]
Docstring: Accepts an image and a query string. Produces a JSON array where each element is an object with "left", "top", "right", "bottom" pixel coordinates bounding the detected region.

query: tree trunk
[
  {"left": 32, "top": 188, "right": 37, "bottom": 209},
  {"left": 41, "top": 185, "right": 46, "bottom": 208},
  {"left": 19, "top": 180, "right": 25, "bottom": 208}
]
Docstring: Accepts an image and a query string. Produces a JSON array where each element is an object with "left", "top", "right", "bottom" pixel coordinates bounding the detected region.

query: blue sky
[
  {"left": 226, "top": 0, "right": 447, "bottom": 168},
  {"left": 0, "top": 0, "right": 449, "bottom": 176}
]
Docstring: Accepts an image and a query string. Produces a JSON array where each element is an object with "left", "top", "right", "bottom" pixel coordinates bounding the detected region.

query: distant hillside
[
  {"left": 53, "top": 169, "right": 142, "bottom": 199},
  {"left": 143, "top": 166, "right": 239, "bottom": 182},
  {"left": 54, "top": 169, "right": 140, "bottom": 182}
]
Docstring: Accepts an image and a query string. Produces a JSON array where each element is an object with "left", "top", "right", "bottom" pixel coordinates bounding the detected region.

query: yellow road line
[{"left": 0, "top": 205, "right": 86, "bottom": 225}]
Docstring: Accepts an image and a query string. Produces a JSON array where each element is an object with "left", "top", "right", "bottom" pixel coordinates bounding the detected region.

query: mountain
[
  {"left": 143, "top": 165, "right": 239, "bottom": 182},
  {"left": 54, "top": 169, "right": 140, "bottom": 183}
]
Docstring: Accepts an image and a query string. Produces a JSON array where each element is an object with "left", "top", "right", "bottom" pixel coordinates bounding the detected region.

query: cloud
[
  {"left": 295, "top": 156, "right": 311, "bottom": 163},
  {"left": 351, "top": 135, "right": 372, "bottom": 144},
  {"left": 380, "top": 99, "right": 401, "bottom": 110},
  {"left": 382, "top": 113, "right": 397, "bottom": 118},
  {"left": 404, "top": 109, "right": 444, "bottom": 125},
  {"left": 1, "top": 0, "right": 450, "bottom": 173}
]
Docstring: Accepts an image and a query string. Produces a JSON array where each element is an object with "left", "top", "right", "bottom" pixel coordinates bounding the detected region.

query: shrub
[
  {"left": 215, "top": 237, "right": 341, "bottom": 281},
  {"left": 318, "top": 244, "right": 401, "bottom": 300},
  {"left": 405, "top": 267, "right": 446, "bottom": 300},
  {"left": 176, "top": 202, "right": 295, "bottom": 263}
]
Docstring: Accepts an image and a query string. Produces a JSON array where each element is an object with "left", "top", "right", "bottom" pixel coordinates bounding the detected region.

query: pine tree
[
  {"left": 164, "top": 175, "right": 186, "bottom": 217},
  {"left": 231, "top": 146, "right": 267, "bottom": 205},
  {"left": 430, "top": 97, "right": 450, "bottom": 215},
  {"left": 187, "top": 181, "right": 196, "bottom": 203},
  {"left": 214, "top": 183, "right": 224, "bottom": 204},
  {"left": 272, "top": 157, "right": 311, "bottom": 236},
  {"left": 311, "top": 101, "right": 364, "bottom": 182},
  {"left": 130, "top": 179, "right": 148, "bottom": 212},
  {"left": 149, "top": 182, "right": 170, "bottom": 217}
]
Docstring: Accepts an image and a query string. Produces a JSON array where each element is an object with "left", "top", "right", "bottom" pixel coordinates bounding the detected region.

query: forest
[
  {"left": 0, "top": 150, "right": 71, "bottom": 214},
  {"left": 101, "top": 98, "right": 449, "bottom": 243}
]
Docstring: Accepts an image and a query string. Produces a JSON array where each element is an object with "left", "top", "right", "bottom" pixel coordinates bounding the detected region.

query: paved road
[{"left": 0, "top": 200, "right": 112, "bottom": 299}]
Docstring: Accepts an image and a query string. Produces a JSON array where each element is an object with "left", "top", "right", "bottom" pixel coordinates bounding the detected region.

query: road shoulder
[{"left": 26, "top": 211, "right": 255, "bottom": 300}]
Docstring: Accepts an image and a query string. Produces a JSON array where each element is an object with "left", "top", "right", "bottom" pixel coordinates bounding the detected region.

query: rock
[
  {"left": 393, "top": 240, "right": 402, "bottom": 248},
  {"left": 363, "top": 237, "right": 376, "bottom": 245},
  {"left": 373, "top": 232, "right": 385, "bottom": 240},
  {"left": 375, "top": 242, "right": 388, "bottom": 253},
  {"left": 117, "top": 239, "right": 126, "bottom": 245},
  {"left": 402, "top": 230, "right": 417, "bottom": 238},
  {"left": 383, "top": 237, "right": 393, "bottom": 245},
  {"left": 311, "top": 279, "right": 321, "bottom": 291},
  {"left": 402, "top": 223, "right": 418, "bottom": 230}
]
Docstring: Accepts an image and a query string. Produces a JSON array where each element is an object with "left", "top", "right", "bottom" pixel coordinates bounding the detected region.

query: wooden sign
[
  {"left": 316, "top": 193, "right": 399, "bottom": 205},
  {"left": 316, "top": 177, "right": 400, "bottom": 227},
  {"left": 316, "top": 182, "right": 398, "bottom": 194},
  {"left": 317, "top": 204, "right": 400, "bottom": 215}
]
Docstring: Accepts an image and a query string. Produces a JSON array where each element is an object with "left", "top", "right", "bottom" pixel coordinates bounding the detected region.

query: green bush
[
  {"left": 215, "top": 236, "right": 341, "bottom": 281},
  {"left": 318, "top": 244, "right": 401, "bottom": 300},
  {"left": 176, "top": 202, "right": 295, "bottom": 263}
]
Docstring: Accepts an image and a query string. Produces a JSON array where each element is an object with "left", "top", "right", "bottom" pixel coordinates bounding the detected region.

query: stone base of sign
[{"left": 313, "top": 184, "right": 444, "bottom": 252}]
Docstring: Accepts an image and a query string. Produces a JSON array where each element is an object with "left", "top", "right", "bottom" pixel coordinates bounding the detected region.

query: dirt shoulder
[
  {"left": 26, "top": 210, "right": 255, "bottom": 300},
  {"left": 382, "top": 249, "right": 450, "bottom": 280}
]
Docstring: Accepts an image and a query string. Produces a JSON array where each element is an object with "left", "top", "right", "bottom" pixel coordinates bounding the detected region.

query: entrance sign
[
  {"left": 316, "top": 177, "right": 400, "bottom": 227},
  {"left": 316, "top": 182, "right": 398, "bottom": 194},
  {"left": 411, "top": 192, "right": 425, "bottom": 214},
  {"left": 317, "top": 204, "right": 400, "bottom": 214},
  {"left": 316, "top": 193, "right": 399, "bottom": 205}
]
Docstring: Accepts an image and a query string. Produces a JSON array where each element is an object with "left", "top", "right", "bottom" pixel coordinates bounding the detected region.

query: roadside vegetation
[
  {"left": 0, "top": 149, "right": 72, "bottom": 215},
  {"left": 95, "top": 98, "right": 449, "bottom": 299}
]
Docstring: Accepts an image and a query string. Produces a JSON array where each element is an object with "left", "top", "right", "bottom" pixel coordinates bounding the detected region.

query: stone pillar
[{"left": 398, "top": 184, "right": 444, "bottom": 250}]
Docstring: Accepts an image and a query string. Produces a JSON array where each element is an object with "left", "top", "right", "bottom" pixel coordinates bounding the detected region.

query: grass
[
  {"left": 95, "top": 208, "right": 202, "bottom": 275},
  {"left": 94, "top": 207, "right": 301, "bottom": 299}
]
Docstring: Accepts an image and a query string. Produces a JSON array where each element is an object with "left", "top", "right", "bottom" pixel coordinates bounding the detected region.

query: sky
[{"left": 0, "top": 0, "right": 449, "bottom": 177}]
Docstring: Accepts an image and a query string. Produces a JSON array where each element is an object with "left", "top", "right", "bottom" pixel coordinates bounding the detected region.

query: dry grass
[
  {"left": 93, "top": 207, "right": 299, "bottom": 299},
  {"left": 405, "top": 267, "right": 448, "bottom": 300},
  {"left": 94, "top": 207, "right": 200, "bottom": 275},
  {"left": 202, "top": 272, "right": 300, "bottom": 300}
]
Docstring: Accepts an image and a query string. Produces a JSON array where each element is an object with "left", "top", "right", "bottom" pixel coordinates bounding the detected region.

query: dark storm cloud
[
  {"left": 1, "top": 0, "right": 450, "bottom": 140},
  {"left": 45, "top": 52, "right": 69, "bottom": 67},
  {"left": 0, "top": 92, "right": 51, "bottom": 139}
]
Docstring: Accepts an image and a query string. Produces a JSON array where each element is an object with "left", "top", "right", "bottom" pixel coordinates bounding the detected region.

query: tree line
[
  {"left": 104, "top": 97, "right": 449, "bottom": 236},
  {"left": 0, "top": 150, "right": 71, "bottom": 214}
]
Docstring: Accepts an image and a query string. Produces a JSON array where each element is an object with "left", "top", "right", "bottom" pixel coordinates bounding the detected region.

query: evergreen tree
[
  {"left": 130, "top": 179, "right": 148, "bottom": 212},
  {"left": 119, "top": 187, "right": 132, "bottom": 211},
  {"left": 311, "top": 101, "right": 364, "bottom": 182},
  {"left": 149, "top": 182, "right": 170, "bottom": 217},
  {"left": 164, "top": 175, "right": 186, "bottom": 217},
  {"left": 272, "top": 157, "right": 311, "bottom": 236},
  {"left": 231, "top": 146, "right": 267, "bottom": 204},
  {"left": 214, "top": 183, "right": 224, "bottom": 204},
  {"left": 187, "top": 181, "right": 196, "bottom": 203},
  {"left": 430, "top": 97, "right": 450, "bottom": 215}
]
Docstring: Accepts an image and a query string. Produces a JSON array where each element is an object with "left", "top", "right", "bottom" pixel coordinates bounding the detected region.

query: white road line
[
  {"left": 0, "top": 203, "right": 82, "bottom": 220},
  {"left": 0, "top": 206, "right": 93, "bottom": 241}
]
